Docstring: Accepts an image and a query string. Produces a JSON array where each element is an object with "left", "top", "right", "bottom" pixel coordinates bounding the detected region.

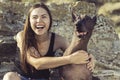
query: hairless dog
[{"left": 60, "top": 12, "right": 97, "bottom": 80}]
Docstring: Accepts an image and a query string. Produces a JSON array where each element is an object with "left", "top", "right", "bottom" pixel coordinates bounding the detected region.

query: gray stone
[{"left": 0, "top": 1, "right": 120, "bottom": 80}]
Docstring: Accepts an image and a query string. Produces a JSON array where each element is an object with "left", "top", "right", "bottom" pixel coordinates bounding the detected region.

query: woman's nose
[{"left": 37, "top": 17, "right": 42, "bottom": 22}]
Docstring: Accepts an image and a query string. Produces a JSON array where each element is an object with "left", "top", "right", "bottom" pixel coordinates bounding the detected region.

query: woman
[{"left": 3, "top": 2, "right": 95, "bottom": 80}]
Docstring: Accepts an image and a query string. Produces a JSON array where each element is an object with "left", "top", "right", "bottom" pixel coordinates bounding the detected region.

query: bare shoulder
[
  {"left": 16, "top": 31, "right": 23, "bottom": 42},
  {"left": 54, "top": 33, "right": 69, "bottom": 51},
  {"left": 55, "top": 33, "right": 66, "bottom": 43},
  {"left": 16, "top": 31, "right": 23, "bottom": 48}
]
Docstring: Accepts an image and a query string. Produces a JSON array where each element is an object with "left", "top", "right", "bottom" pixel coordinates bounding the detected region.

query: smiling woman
[
  {"left": 30, "top": 7, "right": 50, "bottom": 35},
  {"left": 3, "top": 2, "right": 95, "bottom": 80}
]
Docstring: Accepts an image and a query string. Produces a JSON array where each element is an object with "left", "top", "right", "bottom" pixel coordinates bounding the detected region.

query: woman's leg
[{"left": 3, "top": 72, "right": 21, "bottom": 80}]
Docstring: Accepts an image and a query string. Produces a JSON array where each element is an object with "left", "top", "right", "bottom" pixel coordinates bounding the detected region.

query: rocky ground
[
  {"left": 0, "top": 1, "right": 120, "bottom": 80},
  {"left": 0, "top": 62, "right": 14, "bottom": 80}
]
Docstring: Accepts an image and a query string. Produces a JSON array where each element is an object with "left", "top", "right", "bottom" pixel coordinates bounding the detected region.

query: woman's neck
[{"left": 35, "top": 32, "right": 50, "bottom": 43}]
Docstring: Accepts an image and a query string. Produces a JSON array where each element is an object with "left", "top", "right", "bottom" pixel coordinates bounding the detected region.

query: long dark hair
[{"left": 21, "top": 2, "right": 52, "bottom": 73}]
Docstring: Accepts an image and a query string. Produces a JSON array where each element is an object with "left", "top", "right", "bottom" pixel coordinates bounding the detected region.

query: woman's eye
[
  {"left": 42, "top": 16, "right": 47, "bottom": 19},
  {"left": 32, "top": 16, "right": 37, "bottom": 19}
]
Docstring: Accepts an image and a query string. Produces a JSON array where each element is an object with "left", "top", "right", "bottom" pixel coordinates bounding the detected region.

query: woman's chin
[{"left": 35, "top": 31, "right": 43, "bottom": 36}]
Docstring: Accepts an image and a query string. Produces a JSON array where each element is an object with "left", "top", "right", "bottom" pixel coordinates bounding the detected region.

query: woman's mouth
[{"left": 36, "top": 26, "right": 45, "bottom": 29}]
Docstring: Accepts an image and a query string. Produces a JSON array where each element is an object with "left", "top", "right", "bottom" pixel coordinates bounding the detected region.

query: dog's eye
[{"left": 76, "top": 22, "right": 82, "bottom": 27}]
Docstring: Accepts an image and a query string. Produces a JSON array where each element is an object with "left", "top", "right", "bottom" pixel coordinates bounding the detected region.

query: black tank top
[{"left": 14, "top": 33, "right": 55, "bottom": 79}]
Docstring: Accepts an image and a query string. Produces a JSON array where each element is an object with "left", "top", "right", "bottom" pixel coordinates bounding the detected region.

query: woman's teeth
[{"left": 36, "top": 26, "right": 44, "bottom": 29}]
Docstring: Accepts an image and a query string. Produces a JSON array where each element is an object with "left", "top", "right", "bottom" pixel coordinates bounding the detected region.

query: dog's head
[{"left": 72, "top": 12, "right": 96, "bottom": 39}]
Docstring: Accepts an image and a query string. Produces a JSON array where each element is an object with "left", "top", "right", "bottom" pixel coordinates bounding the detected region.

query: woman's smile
[{"left": 36, "top": 25, "right": 45, "bottom": 29}]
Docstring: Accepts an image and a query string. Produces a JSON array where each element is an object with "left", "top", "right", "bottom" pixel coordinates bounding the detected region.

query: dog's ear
[
  {"left": 92, "top": 16, "right": 97, "bottom": 26},
  {"left": 72, "top": 11, "right": 77, "bottom": 22},
  {"left": 72, "top": 12, "right": 82, "bottom": 22},
  {"left": 92, "top": 16, "right": 97, "bottom": 23}
]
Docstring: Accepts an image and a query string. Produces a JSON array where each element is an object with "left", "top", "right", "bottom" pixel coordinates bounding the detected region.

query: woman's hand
[
  {"left": 87, "top": 54, "right": 96, "bottom": 72},
  {"left": 69, "top": 50, "right": 90, "bottom": 64}
]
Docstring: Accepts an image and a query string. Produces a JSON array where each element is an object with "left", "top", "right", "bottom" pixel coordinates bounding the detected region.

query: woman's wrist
[{"left": 64, "top": 55, "right": 71, "bottom": 64}]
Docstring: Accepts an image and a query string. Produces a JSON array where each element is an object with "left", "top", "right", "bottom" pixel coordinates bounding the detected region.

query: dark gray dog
[{"left": 60, "top": 12, "right": 97, "bottom": 80}]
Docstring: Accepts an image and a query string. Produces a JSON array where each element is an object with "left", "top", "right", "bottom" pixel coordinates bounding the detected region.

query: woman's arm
[
  {"left": 27, "top": 51, "right": 70, "bottom": 70},
  {"left": 26, "top": 48, "right": 89, "bottom": 70}
]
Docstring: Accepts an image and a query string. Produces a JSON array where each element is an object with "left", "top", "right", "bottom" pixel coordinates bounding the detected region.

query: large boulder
[{"left": 0, "top": 1, "right": 120, "bottom": 80}]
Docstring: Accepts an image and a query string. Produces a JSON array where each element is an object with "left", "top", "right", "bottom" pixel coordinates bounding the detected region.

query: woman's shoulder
[
  {"left": 53, "top": 33, "right": 66, "bottom": 42},
  {"left": 17, "top": 30, "right": 23, "bottom": 37},
  {"left": 16, "top": 30, "right": 23, "bottom": 42},
  {"left": 17, "top": 30, "right": 23, "bottom": 36},
  {"left": 53, "top": 32, "right": 69, "bottom": 50}
]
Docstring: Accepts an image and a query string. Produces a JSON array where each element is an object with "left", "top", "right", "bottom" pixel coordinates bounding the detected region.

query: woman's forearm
[
  {"left": 27, "top": 55, "right": 71, "bottom": 70},
  {"left": 27, "top": 50, "right": 89, "bottom": 70}
]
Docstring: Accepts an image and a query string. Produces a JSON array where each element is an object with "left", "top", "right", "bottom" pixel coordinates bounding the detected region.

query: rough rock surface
[{"left": 0, "top": 1, "right": 120, "bottom": 80}]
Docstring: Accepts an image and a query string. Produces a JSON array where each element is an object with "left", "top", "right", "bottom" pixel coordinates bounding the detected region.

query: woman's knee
[{"left": 3, "top": 72, "right": 20, "bottom": 80}]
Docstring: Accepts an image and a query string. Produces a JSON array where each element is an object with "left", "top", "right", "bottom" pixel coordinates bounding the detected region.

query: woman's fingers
[
  {"left": 70, "top": 50, "right": 90, "bottom": 64},
  {"left": 87, "top": 62, "right": 93, "bottom": 71},
  {"left": 87, "top": 54, "right": 96, "bottom": 72}
]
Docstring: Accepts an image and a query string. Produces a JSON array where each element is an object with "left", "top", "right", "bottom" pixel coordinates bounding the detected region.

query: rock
[
  {"left": 0, "top": 36, "right": 17, "bottom": 63},
  {"left": 0, "top": 1, "right": 120, "bottom": 80}
]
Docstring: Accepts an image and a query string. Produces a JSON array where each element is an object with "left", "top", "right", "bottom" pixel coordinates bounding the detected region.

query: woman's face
[{"left": 30, "top": 7, "right": 50, "bottom": 35}]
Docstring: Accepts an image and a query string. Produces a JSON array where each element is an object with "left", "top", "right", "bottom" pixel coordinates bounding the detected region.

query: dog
[{"left": 60, "top": 12, "right": 97, "bottom": 80}]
